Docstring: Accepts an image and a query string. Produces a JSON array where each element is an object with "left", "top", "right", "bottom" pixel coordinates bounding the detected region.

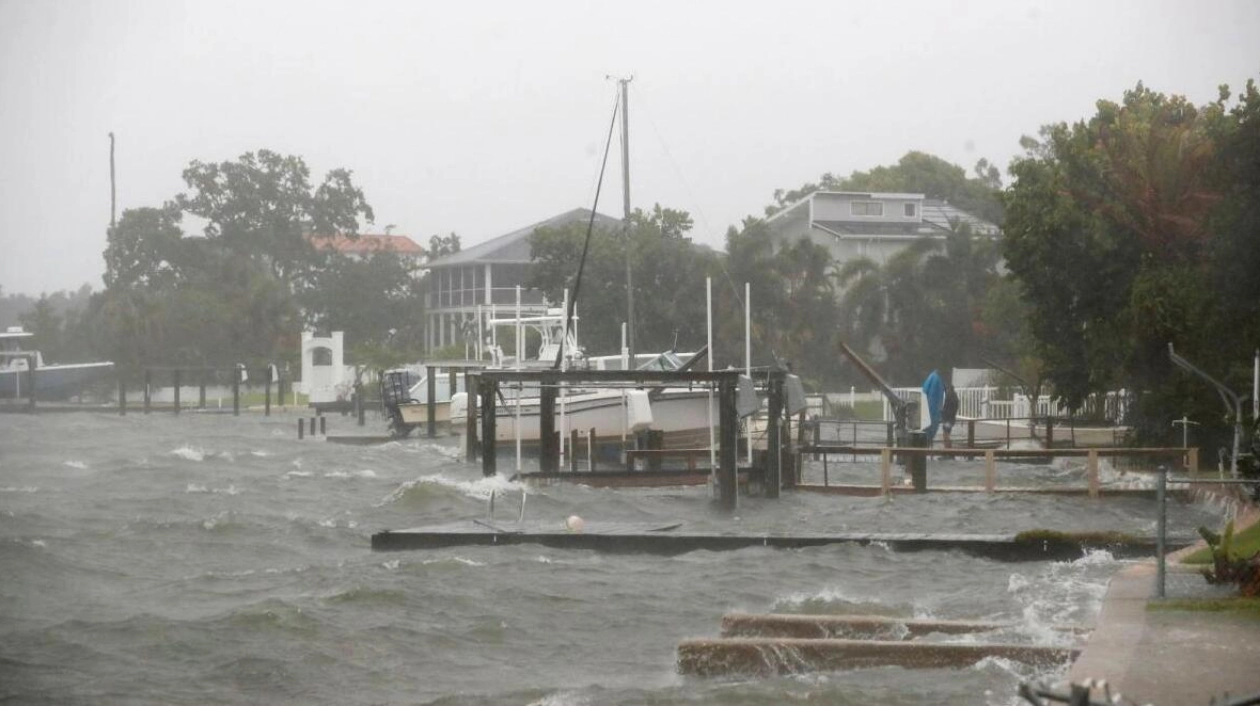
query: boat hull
[{"left": 0, "top": 362, "right": 116, "bottom": 401}]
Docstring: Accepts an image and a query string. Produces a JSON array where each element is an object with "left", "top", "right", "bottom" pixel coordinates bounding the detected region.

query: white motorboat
[{"left": 0, "top": 327, "right": 115, "bottom": 401}]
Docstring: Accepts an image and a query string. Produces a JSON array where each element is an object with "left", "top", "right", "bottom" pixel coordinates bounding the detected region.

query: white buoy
[{"left": 565, "top": 515, "right": 585, "bottom": 533}]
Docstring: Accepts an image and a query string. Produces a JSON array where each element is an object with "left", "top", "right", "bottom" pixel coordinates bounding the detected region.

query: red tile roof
[{"left": 309, "top": 234, "right": 424, "bottom": 255}]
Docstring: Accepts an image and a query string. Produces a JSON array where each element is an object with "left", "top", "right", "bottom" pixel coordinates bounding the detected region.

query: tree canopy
[{"left": 1002, "top": 78, "right": 1260, "bottom": 447}]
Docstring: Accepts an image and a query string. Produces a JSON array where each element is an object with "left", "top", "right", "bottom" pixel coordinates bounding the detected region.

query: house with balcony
[
  {"left": 421, "top": 207, "right": 621, "bottom": 354},
  {"left": 764, "top": 191, "right": 999, "bottom": 271}
]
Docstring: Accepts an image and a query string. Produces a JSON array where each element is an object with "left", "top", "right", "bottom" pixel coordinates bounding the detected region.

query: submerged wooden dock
[
  {"left": 676, "top": 612, "right": 1084, "bottom": 676},
  {"left": 369, "top": 520, "right": 1190, "bottom": 561}
]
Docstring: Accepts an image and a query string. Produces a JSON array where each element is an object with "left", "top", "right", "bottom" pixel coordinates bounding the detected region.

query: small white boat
[{"left": 0, "top": 327, "right": 115, "bottom": 401}]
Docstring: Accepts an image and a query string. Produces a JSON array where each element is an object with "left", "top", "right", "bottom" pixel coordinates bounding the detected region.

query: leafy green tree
[
  {"left": 428, "top": 232, "right": 462, "bottom": 259},
  {"left": 1003, "top": 78, "right": 1260, "bottom": 448},
  {"left": 529, "top": 204, "right": 715, "bottom": 356},
  {"left": 103, "top": 204, "right": 187, "bottom": 290},
  {"left": 176, "top": 149, "right": 375, "bottom": 285}
]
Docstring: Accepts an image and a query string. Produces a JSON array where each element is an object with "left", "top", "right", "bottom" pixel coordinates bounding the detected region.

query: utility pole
[
  {"left": 109, "top": 132, "right": 116, "bottom": 229},
  {"left": 619, "top": 76, "right": 635, "bottom": 364}
]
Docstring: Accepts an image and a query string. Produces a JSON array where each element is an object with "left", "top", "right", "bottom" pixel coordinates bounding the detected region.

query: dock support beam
[
  {"left": 718, "top": 375, "right": 738, "bottom": 510},
  {"left": 539, "top": 373, "right": 557, "bottom": 474},
  {"left": 480, "top": 376, "right": 497, "bottom": 476},
  {"left": 1087, "top": 449, "right": 1099, "bottom": 498},
  {"left": 766, "top": 371, "right": 783, "bottom": 498},
  {"left": 173, "top": 369, "right": 181, "bottom": 415},
  {"left": 465, "top": 373, "right": 478, "bottom": 463},
  {"left": 426, "top": 365, "right": 437, "bottom": 439}
]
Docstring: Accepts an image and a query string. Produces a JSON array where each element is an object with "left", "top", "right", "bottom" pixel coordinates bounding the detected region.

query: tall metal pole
[
  {"left": 620, "top": 77, "right": 635, "bottom": 364},
  {"left": 109, "top": 132, "right": 116, "bottom": 229}
]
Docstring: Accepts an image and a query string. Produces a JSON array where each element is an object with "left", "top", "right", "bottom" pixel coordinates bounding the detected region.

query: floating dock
[{"left": 369, "top": 520, "right": 1190, "bottom": 561}]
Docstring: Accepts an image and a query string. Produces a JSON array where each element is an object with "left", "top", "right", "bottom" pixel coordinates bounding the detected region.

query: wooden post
[
  {"left": 1187, "top": 447, "right": 1199, "bottom": 478},
  {"left": 985, "top": 450, "right": 996, "bottom": 492},
  {"left": 198, "top": 373, "right": 206, "bottom": 409},
  {"left": 766, "top": 371, "right": 783, "bottom": 499},
  {"left": 25, "top": 354, "right": 36, "bottom": 410},
  {"left": 298, "top": 418, "right": 305, "bottom": 440},
  {"left": 539, "top": 373, "right": 557, "bottom": 474},
  {"left": 718, "top": 375, "right": 738, "bottom": 511},
  {"left": 880, "top": 447, "right": 891, "bottom": 496},
  {"left": 570, "top": 429, "right": 579, "bottom": 472},
  {"left": 232, "top": 368, "right": 240, "bottom": 417},
  {"left": 448, "top": 369, "right": 457, "bottom": 400},
  {"left": 1046, "top": 417, "right": 1054, "bottom": 448},
  {"left": 589, "top": 427, "right": 596, "bottom": 472},
  {"left": 173, "top": 369, "right": 181, "bottom": 415},
  {"left": 264, "top": 365, "right": 271, "bottom": 417},
  {"left": 355, "top": 382, "right": 365, "bottom": 426},
  {"left": 320, "top": 416, "right": 326, "bottom": 435},
  {"left": 426, "top": 365, "right": 437, "bottom": 439},
  {"left": 480, "top": 377, "right": 497, "bottom": 477},
  {"left": 143, "top": 369, "right": 152, "bottom": 414},
  {"left": 465, "top": 373, "right": 478, "bottom": 463},
  {"left": 967, "top": 419, "right": 975, "bottom": 448},
  {"left": 1087, "top": 449, "right": 1099, "bottom": 499},
  {"left": 118, "top": 377, "right": 126, "bottom": 416}
]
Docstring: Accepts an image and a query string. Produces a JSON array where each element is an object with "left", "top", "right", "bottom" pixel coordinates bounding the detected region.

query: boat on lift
[{"left": 0, "top": 327, "right": 115, "bottom": 401}]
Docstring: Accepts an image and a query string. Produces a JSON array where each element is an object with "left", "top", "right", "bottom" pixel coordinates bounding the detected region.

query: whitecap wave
[
  {"left": 171, "top": 446, "right": 206, "bottom": 462},
  {"left": 284, "top": 471, "right": 314, "bottom": 479},
  {"left": 64, "top": 460, "right": 88, "bottom": 469},
  {"left": 0, "top": 486, "right": 39, "bottom": 493},
  {"left": 324, "top": 469, "right": 377, "bottom": 479},
  {"left": 378, "top": 472, "right": 523, "bottom": 505},
  {"left": 186, "top": 483, "right": 209, "bottom": 493}
]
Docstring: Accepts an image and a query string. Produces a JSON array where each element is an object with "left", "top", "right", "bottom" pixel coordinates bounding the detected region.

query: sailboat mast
[{"left": 620, "top": 77, "right": 635, "bottom": 364}]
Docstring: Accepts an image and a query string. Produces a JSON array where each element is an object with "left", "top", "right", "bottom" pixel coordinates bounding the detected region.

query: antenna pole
[
  {"left": 109, "top": 132, "right": 116, "bottom": 229},
  {"left": 620, "top": 76, "right": 635, "bottom": 364}
]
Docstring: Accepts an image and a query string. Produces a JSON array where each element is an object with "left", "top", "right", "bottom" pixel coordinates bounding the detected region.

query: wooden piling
[
  {"left": 144, "top": 369, "right": 152, "bottom": 414},
  {"left": 298, "top": 418, "right": 305, "bottom": 439},
  {"left": 539, "top": 373, "right": 557, "bottom": 474},
  {"left": 718, "top": 375, "right": 738, "bottom": 511},
  {"left": 426, "top": 365, "right": 437, "bottom": 439},
  {"left": 320, "top": 416, "right": 326, "bottom": 435},
  {"left": 570, "top": 429, "right": 579, "bottom": 472},
  {"left": 588, "top": 428, "right": 597, "bottom": 472},
  {"left": 118, "top": 378, "right": 126, "bottom": 416},
  {"left": 1087, "top": 449, "right": 1099, "bottom": 498},
  {"left": 465, "top": 373, "right": 478, "bottom": 463},
  {"left": 231, "top": 368, "right": 240, "bottom": 416},
  {"left": 880, "top": 448, "right": 891, "bottom": 495},
  {"left": 985, "top": 450, "right": 996, "bottom": 492},
  {"left": 766, "top": 371, "right": 783, "bottom": 499},
  {"left": 480, "top": 376, "right": 497, "bottom": 477},
  {"left": 264, "top": 365, "right": 271, "bottom": 417}
]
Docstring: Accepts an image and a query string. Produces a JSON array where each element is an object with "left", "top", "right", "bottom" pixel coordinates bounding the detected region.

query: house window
[
  {"left": 851, "top": 201, "right": 884, "bottom": 217},
  {"left": 904, "top": 203, "right": 917, "bottom": 217}
]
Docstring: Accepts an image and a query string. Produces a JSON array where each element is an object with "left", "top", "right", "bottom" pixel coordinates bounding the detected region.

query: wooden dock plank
[
  {"left": 676, "top": 637, "right": 1079, "bottom": 676},
  {"left": 369, "top": 521, "right": 1190, "bottom": 560}
]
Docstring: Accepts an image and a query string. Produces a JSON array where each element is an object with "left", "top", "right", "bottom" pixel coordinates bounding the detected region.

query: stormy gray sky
[{"left": 1, "top": 0, "right": 1257, "bottom": 296}]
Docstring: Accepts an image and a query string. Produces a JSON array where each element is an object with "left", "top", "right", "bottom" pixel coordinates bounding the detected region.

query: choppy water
[{"left": 0, "top": 412, "right": 1224, "bottom": 705}]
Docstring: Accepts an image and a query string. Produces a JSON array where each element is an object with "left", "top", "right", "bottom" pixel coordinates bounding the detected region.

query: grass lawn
[
  {"left": 1182, "top": 518, "right": 1260, "bottom": 565},
  {"left": 1148, "top": 597, "right": 1260, "bottom": 620}
]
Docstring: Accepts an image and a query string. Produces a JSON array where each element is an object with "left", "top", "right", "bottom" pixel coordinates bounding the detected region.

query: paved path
[{"left": 1069, "top": 507, "right": 1260, "bottom": 705}]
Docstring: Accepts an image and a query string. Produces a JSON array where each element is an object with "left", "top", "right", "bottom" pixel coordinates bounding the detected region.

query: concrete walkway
[{"left": 1069, "top": 508, "right": 1260, "bottom": 705}]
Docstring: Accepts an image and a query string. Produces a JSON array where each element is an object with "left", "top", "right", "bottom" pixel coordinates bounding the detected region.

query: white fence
[{"left": 878, "top": 386, "right": 1128, "bottom": 426}]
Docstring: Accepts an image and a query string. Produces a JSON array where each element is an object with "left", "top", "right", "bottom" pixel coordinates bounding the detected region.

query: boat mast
[{"left": 619, "top": 76, "right": 635, "bottom": 365}]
